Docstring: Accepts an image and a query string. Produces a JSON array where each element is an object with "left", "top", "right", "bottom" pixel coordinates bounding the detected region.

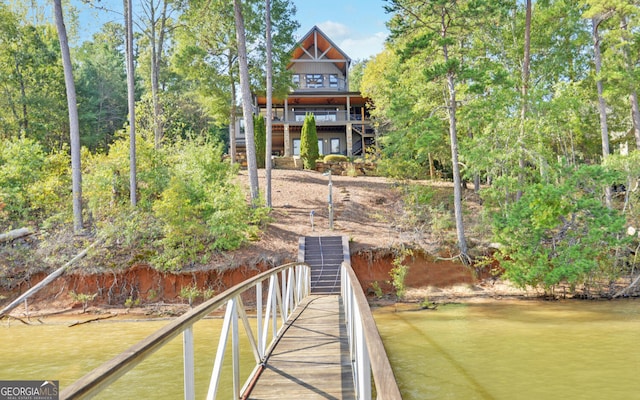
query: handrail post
[
  {"left": 231, "top": 297, "right": 240, "bottom": 398},
  {"left": 256, "top": 281, "right": 264, "bottom": 358},
  {"left": 183, "top": 326, "right": 195, "bottom": 400}
]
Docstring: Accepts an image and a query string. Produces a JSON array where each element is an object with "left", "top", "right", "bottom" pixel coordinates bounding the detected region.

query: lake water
[
  {"left": 372, "top": 299, "right": 640, "bottom": 400},
  {"left": 1, "top": 299, "right": 639, "bottom": 399}
]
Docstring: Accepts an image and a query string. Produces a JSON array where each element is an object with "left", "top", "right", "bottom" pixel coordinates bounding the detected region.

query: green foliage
[
  {"left": 69, "top": 291, "right": 97, "bottom": 313},
  {"left": 254, "top": 115, "right": 266, "bottom": 168},
  {"left": 370, "top": 281, "right": 383, "bottom": 298},
  {"left": 0, "top": 137, "right": 71, "bottom": 227},
  {"left": 300, "top": 114, "right": 319, "bottom": 169},
  {"left": 491, "top": 165, "right": 629, "bottom": 293},
  {"left": 323, "top": 154, "right": 348, "bottom": 163},
  {"left": 179, "top": 284, "right": 203, "bottom": 307},
  {"left": 152, "top": 139, "right": 256, "bottom": 270},
  {"left": 389, "top": 247, "right": 413, "bottom": 299},
  {"left": 124, "top": 296, "right": 140, "bottom": 309}
]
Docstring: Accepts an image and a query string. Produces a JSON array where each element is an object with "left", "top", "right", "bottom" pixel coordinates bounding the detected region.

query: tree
[
  {"left": 75, "top": 23, "right": 128, "bottom": 151},
  {"left": 234, "top": 0, "right": 259, "bottom": 202},
  {"left": 139, "top": 0, "right": 176, "bottom": 149},
  {"left": 254, "top": 114, "right": 266, "bottom": 168},
  {"left": 264, "top": 0, "right": 273, "bottom": 207},
  {"left": 0, "top": 3, "right": 67, "bottom": 148},
  {"left": 591, "top": 15, "right": 613, "bottom": 208},
  {"left": 300, "top": 113, "right": 318, "bottom": 170},
  {"left": 124, "top": 0, "right": 137, "bottom": 207},
  {"left": 385, "top": 0, "right": 510, "bottom": 260},
  {"left": 53, "top": 0, "right": 83, "bottom": 233}
]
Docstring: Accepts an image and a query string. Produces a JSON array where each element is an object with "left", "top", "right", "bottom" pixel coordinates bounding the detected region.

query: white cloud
[{"left": 315, "top": 21, "right": 387, "bottom": 61}]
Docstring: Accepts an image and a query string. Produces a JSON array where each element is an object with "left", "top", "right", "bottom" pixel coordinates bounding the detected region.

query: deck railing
[
  {"left": 61, "top": 262, "right": 310, "bottom": 400},
  {"left": 341, "top": 262, "right": 403, "bottom": 400}
]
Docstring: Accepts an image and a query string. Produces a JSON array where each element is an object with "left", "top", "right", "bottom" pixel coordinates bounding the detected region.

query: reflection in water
[
  {"left": 373, "top": 300, "right": 640, "bottom": 400},
  {"left": 2, "top": 300, "right": 639, "bottom": 399}
]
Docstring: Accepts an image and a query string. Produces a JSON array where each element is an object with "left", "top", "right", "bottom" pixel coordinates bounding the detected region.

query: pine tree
[
  {"left": 300, "top": 113, "right": 318, "bottom": 170},
  {"left": 254, "top": 114, "right": 266, "bottom": 168}
]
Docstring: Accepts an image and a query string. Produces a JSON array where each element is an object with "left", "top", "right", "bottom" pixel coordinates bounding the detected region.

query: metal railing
[
  {"left": 61, "top": 262, "right": 310, "bottom": 400},
  {"left": 341, "top": 262, "right": 403, "bottom": 400}
]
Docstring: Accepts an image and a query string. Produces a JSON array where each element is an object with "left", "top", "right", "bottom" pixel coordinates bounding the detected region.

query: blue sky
[
  {"left": 292, "top": 0, "right": 390, "bottom": 60},
  {"left": 70, "top": 0, "right": 390, "bottom": 60}
]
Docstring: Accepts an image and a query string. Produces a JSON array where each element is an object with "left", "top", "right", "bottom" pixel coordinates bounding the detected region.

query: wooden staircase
[{"left": 298, "top": 236, "right": 350, "bottom": 295}]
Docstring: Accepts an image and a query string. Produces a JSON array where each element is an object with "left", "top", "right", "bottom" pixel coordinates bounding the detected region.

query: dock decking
[{"left": 246, "top": 294, "right": 355, "bottom": 399}]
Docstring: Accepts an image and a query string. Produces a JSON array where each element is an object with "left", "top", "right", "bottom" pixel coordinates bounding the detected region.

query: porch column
[
  {"left": 346, "top": 123, "right": 353, "bottom": 157},
  {"left": 284, "top": 124, "right": 291, "bottom": 156}
]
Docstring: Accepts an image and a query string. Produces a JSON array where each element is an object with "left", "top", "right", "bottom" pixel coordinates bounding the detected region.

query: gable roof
[{"left": 289, "top": 26, "right": 351, "bottom": 76}]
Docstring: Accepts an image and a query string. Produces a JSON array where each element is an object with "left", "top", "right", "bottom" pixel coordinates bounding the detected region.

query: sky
[
  {"left": 292, "top": 0, "right": 390, "bottom": 60},
  {"left": 70, "top": 0, "right": 390, "bottom": 61}
]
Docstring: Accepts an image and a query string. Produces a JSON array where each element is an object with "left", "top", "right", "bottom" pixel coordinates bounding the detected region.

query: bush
[
  {"left": 152, "top": 139, "right": 255, "bottom": 270},
  {"left": 323, "top": 154, "right": 348, "bottom": 163},
  {"left": 491, "top": 165, "right": 629, "bottom": 294},
  {"left": 300, "top": 114, "right": 319, "bottom": 169},
  {"left": 254, "top": 115, "right": 266, "bottom": 168}
]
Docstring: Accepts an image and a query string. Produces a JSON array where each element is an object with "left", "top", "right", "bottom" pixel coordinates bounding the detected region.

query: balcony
[
  {"left": 267, "top": 109, "right": 371, "bottom": 125},
  {"left": 292, "top": 74, "right": 348, "bottom": 92}
]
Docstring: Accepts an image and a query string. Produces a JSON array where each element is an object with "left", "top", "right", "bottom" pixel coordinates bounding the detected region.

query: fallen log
[
  {"left": 0, "top": 227, "right": 33, "bottom": 243},
  {"left": 68, "top": 314, "right": 117, "bottom": 327},
  {"left": 0, "top": 237, "right": 104, "bottom": 319}
]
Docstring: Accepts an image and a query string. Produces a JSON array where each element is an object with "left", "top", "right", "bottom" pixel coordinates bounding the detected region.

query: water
[
  {"left": 0, "top": 317, "right": 254, "bottom": 399},
  {"left": 373, "top": 300, "right": 640, "bottom": 400},
  {"left": 1, "top": 300, "right": 639, "bottom": 399}
]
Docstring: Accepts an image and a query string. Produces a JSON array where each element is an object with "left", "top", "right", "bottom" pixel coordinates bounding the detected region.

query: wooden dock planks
[{"left": 246, "top": 295, "right": 355, "bottom": 399}]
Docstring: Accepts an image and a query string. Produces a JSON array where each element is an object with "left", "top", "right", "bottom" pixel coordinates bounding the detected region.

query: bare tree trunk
[
  {"left": 517, "top": 0, "right": 531, "bottom": 201},
  {"left": 53, "top": 0, "right": 83, "bottom": 233},
  {"left": 265, "top": 0, "right": 273, "bottom": 207},
  {"left": 592, "top": 17, "right": 612, "bottom": 208},
  {"left": 149, "top": 0, "right": 168, "bottom": 149},
  {"left": 620, "top": 17, "right": 640, "bottom": 150},
  {"left": 234, "top": 0, "right": 259, "bottom": 202},
  {"left": 229, "top": 54, "right": 237, "bottom": 164},
  {"left": 440, "top": 11, "right": 468, "bottom": 261},
  {"left": 125, "top": 0, "right": 137, "bottom": 207}
]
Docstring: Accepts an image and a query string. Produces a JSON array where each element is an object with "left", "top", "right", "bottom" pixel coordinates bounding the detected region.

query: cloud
[{"left": 316, "top": 21, "right": 387, "bottom": 61}]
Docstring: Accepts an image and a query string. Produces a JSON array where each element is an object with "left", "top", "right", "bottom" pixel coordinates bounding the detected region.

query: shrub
[
  {"left": 152, "top": 139, "right": 254, "bottom": 270},
  {"left": 0, "top": 137, "right": 44, "bottom": 225},
  {"left": 323, "top": 154, "right": 348, "bottom": 163},
  {"left": 300, "top": 114, "right": 319, "bottom": 169},
  {"left": 254, "top": 115, "right": 266, "bottom": 168},
  {"left": 491, "top": 165, "right": 629, "bottom": 294}
]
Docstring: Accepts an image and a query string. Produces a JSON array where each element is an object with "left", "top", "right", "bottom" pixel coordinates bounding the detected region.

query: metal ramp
[{"left": 299, "top": 236, "right": 349, "bottom": 295}]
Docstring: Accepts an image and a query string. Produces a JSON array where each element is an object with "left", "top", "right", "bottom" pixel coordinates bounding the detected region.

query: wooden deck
[{"left": 246, "top": 294, "right": 355, "bottom": 399}]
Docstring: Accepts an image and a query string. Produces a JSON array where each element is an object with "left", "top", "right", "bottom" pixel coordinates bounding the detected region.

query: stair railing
[
  {"left": 61, "top": 262, "right": 310, "bottom": 400},
  {"left": 341, "top": 261, "right": 402, "bottom": 400}
]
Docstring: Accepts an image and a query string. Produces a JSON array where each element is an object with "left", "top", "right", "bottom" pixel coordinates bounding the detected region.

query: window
[
  {"left": 305, "top": 74, "right": 323, "bottom": 88},
  {"left": 330, "top": 138, "right": 340, "bottom": 154},
  {"left": 318, "top": 139, "right": 324, "bottom": 155},
  {"left": 293, "top": 139, "right": 301, "bottom": 156},
  {"left": 292, "top": 74, "right": 300, "bottom": 87},
  {"left": 329, "top": 74, "right": 338, "bottom": 88}
]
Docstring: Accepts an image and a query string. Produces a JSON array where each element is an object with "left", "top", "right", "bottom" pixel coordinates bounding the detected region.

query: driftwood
[
  {"left": 0, "top": 227, "right": 33, "bottom": 243},
  {"left": 68, "top": 314, "right": 117, "bottom": 327},
  {"left": 613, "top": 273, "right": 640, "bottom": 298},
  {"left": 0, "top": 237, "right": 104, "bottom": 318}
]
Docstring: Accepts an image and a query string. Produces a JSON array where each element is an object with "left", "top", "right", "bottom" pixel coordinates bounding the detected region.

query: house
[{"left": 237, "top": 26, "right": 374, "bottom": 160}]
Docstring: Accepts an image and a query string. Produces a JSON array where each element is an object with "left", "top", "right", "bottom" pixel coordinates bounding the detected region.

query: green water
[
  {"left": 2, "top": 300, "right": 639, "bottom": 399},
  {"left": 373, "top": 300, "right": 640, "bottom": 400},
  {"left": 0, "top": 317, "right": 254, "bottom": 399}
]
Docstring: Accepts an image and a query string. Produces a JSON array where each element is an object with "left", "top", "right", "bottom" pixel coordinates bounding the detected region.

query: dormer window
[{"left": 306, "top": 74, "right": 323, "bottom": 88}]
